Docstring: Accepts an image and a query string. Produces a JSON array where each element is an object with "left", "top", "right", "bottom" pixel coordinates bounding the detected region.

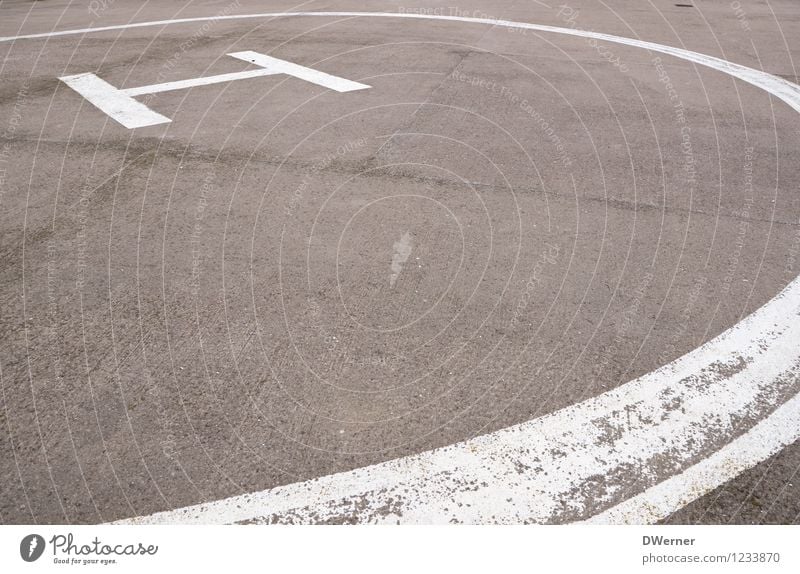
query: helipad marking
[
  {"left": 59, "top": 51, "right": 370, "bottom": 128},
  {"left": 6, "top": 12, "right": 799, "bottom": 524},
  {"left": 114, "top": 275, "right": 800, "bottom": 524},
  {"left": 4, "top": 10, "right": 800, "bottom": 117}
]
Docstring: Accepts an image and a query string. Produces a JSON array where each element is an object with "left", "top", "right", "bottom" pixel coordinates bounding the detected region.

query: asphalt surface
[{"left": 0, "top": 0, "right": 799, "bottom": 524}]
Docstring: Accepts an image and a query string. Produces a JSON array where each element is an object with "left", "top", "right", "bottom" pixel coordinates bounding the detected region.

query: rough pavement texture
[{"left": 0, "top": 0, "right": 798, "bottom": 523}]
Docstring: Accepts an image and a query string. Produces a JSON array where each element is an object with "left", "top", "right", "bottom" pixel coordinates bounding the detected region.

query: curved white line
[
  {"left": 5, "top": 11, "right": 797, "bottom": 524},
  {"left": 3, "top": 11, "right": 800, "bottom": 114}
]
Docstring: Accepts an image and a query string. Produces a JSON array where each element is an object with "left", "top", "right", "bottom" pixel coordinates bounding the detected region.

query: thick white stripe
[
  {"left": 586, "top": 391, "right": 800, "bottom": 524},
  {"left": 59, "top": 72, "right": 171, "bottom": 129},
  {"left": 228, "top": 50, "right": 371, "bottom": 92},
  {"left": 17, "top": 12, "right": 797, "bottom": 524},
  {"left": 60, "top": 51, "right": 368, "bottom": 127}
]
